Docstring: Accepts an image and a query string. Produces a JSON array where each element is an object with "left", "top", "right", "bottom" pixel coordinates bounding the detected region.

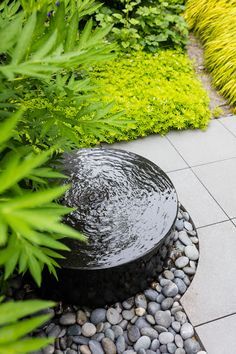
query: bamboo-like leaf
[
  {"left": 65, "top": 11, "right": 79, "bottom": 53},
  {"left": 78, "top": 18, "right": 93, "bottom": 49},
  {"left": 11, "top": 11, "right": 37, "bottom": 64},
  {"left": 0, "top": 337, "right": 52, "bottom": 354},
  {"left": 0, "top": 110, "right": 22, "bottom": 146}
]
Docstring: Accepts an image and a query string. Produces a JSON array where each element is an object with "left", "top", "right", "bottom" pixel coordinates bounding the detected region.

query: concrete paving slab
[
  {"left": 168, "top": 169, "right": 228, "bottom": 228},
  {"left": 196, "top": 314, "right": 236, "bottom": 354},
  {"left": 219, "top": 115, "right": 236, "bottom": 137},
  {"left": 167, "top": 120, "right": 236, "bottom": 166},
  {"left": 181, "top": 221, "right": 236, "bottom": 326},
  {"left": 193, "top": 158, "right": 236, "bottom": 218},
  {"left": 103, "top": 135, "right": 188, "bottom": 173}
]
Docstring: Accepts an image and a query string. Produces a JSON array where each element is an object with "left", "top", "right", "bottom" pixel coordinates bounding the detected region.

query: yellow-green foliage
[
  {"left": 91, "top": 51, "right": 210, "bottom": 142},
  {"left": 185, "top": 0, "right": 236, "bottom": 105}
]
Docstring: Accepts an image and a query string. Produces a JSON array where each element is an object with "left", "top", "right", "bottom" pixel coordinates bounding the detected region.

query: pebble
[
  {"left": 159, "top": 332, "right": 174, "bottom": 345},
  {"left": 135, "top": 294, "right": 147, "bottom": 309},
  {"left": 183, "top": 267, "right": 196, "bottom": 275},
  {"left": 161, "top": 297, "right": 174, "bottom": 310},
  {"left": 175, "top": 219, "right": 184, "bottom": 231},
  {"left": 106, "top": 308, "right": 121, "bottom": 325},
  {"left": 146, "top": 314, "right": 155, "bottom": 325},
  {"left": 167, "top": 342, "right": 177, "bottom": 353},
  {"left": 178, "top": 231, "right": 192, "bottom": 246},
  {"left": 174, "top": 270, "right": 185, "bottom": 279},
  {"left": 151, "top": 338, "right": 160, "bottom": 350},
  {"left": 175, "top": 334, "right": 184, "bottom": 348},
  {"left": 180, "top": 323, "right": 194, "bottom": 340},
  {"left": 140, "top": 327, "right": 158, "bottom": 339},
  {"left": 89, "top": 339, "right": 104, "bottom": 354},
  {"left": 67, "top": 324, "right": 81, "bottom": 336},
  {"left": 135, "top": 317, "right": 151, "bottom": 329},
  {"left": 175, "top": 311, "right": 187, "bottom": 325},
  {"left": 116, "top": 335, "right": 126, "bottom": 353},
  {"left": 155, "top": 311, "right": 172, "bottom": 328},
  {"left": 104, "top": 328, "right": 115, "bottom": 341},
  {"left": 184, "top": 338, "right": 201, "bottom": 354},
  {"left": 82, "top": 323, "right": 97, "bottom": 337},
  {"left": 148, "top": 302, "right": 161, "bottom": 316},
  {"left": 163, "top": 270, "right": 174, "bottom": 280},
  {"left": 80, "top": 345, "right": 92, "bottom": 354},
  {"left": 156, "top": 294, "right": 165, "bottom": 304},
  {"left": 122, "top": 298, "right": 134, "bottom": 310},
  {"left": 59, "top": 313, "right": 76, "bottom": 326},
  {"left": 162, "top": 282, "right": 179, "bottom": 297},
  {"left": 184, "top": 221, "right": 193, "bottom": 231},
  {"left": 172, "top": 321, "right": 181, "bottom": 333},
  {"left": 127, "top": 325, "right": 141, "bottom": 342},
  {"left": 175, "top": 349, "right": 186, "bottom": 354},
  {"left": 144, "top": 289, "right": 159, "bottom": 301},
  {"left": 77, "top": 310, "right": 87, "bottom": 325},
  {"left": 135, "top": 307, "right": 146, "bottom": 316},
  {"left": 90, "top": 309, "right": 106, "bottom": 325},
  {"left": 112, "top": 325, "right": 123, "bottom": 338},
  {"left": 134, "top": 336, "right": 151, "bottom": 351},
  {"left": 174, "top": 278, "right": 187, "bottom": 295},
  {"left": 123, "top": 309, "right": 135, "bottom": 320},
  {"left": 184, "top": 245, "right": 199, "bottom": 261},
  {"left": 175, "top": 257, "right": 189, "bottom": 269},
  {"left": 101, "top": 337, "right": 116, "bottom": 354}
]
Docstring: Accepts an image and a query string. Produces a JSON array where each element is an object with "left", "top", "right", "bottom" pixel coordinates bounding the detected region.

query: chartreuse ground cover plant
[
  {"left": 185, "top": 0, "right": 236, "bottom": 106},
  {"left": 0, "top": 298, "right": 55, "bottom": 354},
  {"left": 91, "top": 50, "right": 211, "bottom": 141},
  {"left": 95, "top": 0, "right": 188, "bottom": 52}
]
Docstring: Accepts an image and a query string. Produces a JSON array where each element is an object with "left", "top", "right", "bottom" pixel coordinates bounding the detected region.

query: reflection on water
[{"left": 61, "top": 148, "right": 178, "bottom": 269}]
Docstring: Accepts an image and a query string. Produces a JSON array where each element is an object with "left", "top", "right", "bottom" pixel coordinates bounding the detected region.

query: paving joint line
[
  {"left": 218, "top": 116, "right": 236, "bottom": 139},
  {"left": 194, "top": 311, "right": 236, "bottom": 328}
]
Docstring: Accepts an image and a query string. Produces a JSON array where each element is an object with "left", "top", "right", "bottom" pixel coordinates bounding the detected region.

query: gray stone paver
[
  {"left": 167, "top": 120, "right": 236, "bottom": 166},
  {"left": 193, "top": 158, "right": 236, "bottom": 218},
  {"left": 219, "top": 115, "right": 236, "bottom": 137},
  {"left": 167, "top": 168, "right": 228, "bottom": 227},
  {"left": 195, "top": 314, "right": 236, "bottom": 354},
  {"left": 103, "top": 134, "right": 187, "bottom": 172},
  {"left": 181, "top": 221, "right": 236, "bottom": 326}
]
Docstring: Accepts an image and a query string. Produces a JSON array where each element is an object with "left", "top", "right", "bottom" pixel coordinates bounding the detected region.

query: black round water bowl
[{"left": 43, "top": 148, "right": 178, "bottom": 306}]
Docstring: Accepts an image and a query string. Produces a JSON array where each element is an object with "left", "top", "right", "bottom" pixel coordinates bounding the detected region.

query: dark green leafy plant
[
  {"left": 91, "top": 50, "right": 211, "bottom": 140},
  {"left": 0, "top": 298, "right": 55, "bottom": 354},
  {"left": 0, "top": 0, "right": 127, "bottom": 151},
  {"left": 95, "top": 0, "right": 188, "bottom": 52}
]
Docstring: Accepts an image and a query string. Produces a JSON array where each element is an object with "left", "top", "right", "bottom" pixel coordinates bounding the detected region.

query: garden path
[{"left": 103, "top": 115, "right": 236, "bottom": 354}]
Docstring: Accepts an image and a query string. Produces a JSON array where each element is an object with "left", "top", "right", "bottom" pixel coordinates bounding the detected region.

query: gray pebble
[
  {"left": 156, "top": 294, "right": 165, "bottom": 304},
  {"left": 159, "top": 343, "right": 167, "bottom": 352},
  {"left": 151, "top": 338, "right": 160, "bottom": 350},
  {"left": 89, "top": 339, "right": 104, "bottom": 354},
  {"left": 155, "top": 311, "right": 172, "bottom": 328},
  {"left": 73, "top": 335, "right": 89, "bottom": 345},
  {"left": 163, "top": 270, "right": 174, "bottom": 280},
  {"left": 155, "top": 325, "right": 168, "bottom": 333},
  {"left": 59, "top": 313, "right": 76, "bottom": 326},
  {"left": 90, "top": 309, "right": 106, "bottom": 325},
  {"left": 146, "top": 314, "right": 155, "bottom": 325},
  {"left": 127, "top": 325, "right": 141, "bottom": 342},
  {"left": 167, "top": 342, "right": 177, "bottom": 353},
  {"left": 183, "top": 267, "right": 196, "bottom": 275},
  {"left": 175, "top": 311, "right": 187, "bottom": 324},
  {"left": 183, "top": 276, "right": 190, "bottom": 286},
  {"left": 174, "top": 278, "right": 187, "bottom": 295},
  {"left": 119, "top": 319, "right": 128, "bottom": 329},
  {"left": 144, "top": 289, "right": 159, "bottom": 301},
  {"left": 159, "top": 332, "right": 174, "bottom": 344},
  {"left": 175, "top": 334, "right": 184, "bottom": 348},
  {"left": 112, "top": 325, "right": 123, "bottom": 338},
  {"left": 184, "top": 338, "right": 201, "bottom": 354},
  {"left": 162, "top": 282, "right": 179, "bottom": 297},
  {"left": 134, "top": 336, "right": 151, "bottom": 351},
  {"left": 182, "top": 212, "right": 190, "bottom": 221},
  {"left": 92, "top": 333, "right": 104, "bottom": 342},
  {"left": 180, "top": 323, "right": 194, "bottom": 340},
  {"left": 43, "top": 345, "right": 54, "bottom": 354},
  {"left": 104, "top": 328, "right": 115, "bottom": 341},
  {"left": 161, "top": 297, "right": 174, "bottom": 310},
  {"left": 123, "top": 351, "right": 136, "bottom": 354},
  {"left": 101, "top": 337, "right": 116, "bottom": 354},
  {"left": 122, "top": 298, "right": 134, "bottom": 310},
  {"left": 148, "top": 302, "right": 161, "bottom": 316},
  {"left": 76, "top": 310, "right": 87, "bottom": 325},
  {"left": 67, "top": 324, "right": 81, "bottom": 336},
  {"left": 140, "top": 327, "right": 158, "bottom": 339},
  {"left": 47, "top": 325, "right": 61, "bottom": 337},
  {"left": 184, "top": 221, "right": 193, "bottom": 231},
  {"left": 135, "top": 294, "right": 147, "bottom": 309},
  {"left": 174, "top": 270, "right": 185, "bottom": 279},
  {"left": 106, "top": 308, "right": 121, "bottom": 325},
  {"left": 184, "top": 245, "right": 199, "bottom": 261},
  {"left": 171, "top": 321, "right": 181, "bottom": 333},
  {"left": 135, "top": 317, "right": 151, "bottom": 329},
  {"left": 122, "top": 309, "right": 135, "bottom": 321},
  {"left": 80, "top": 345, "right": 91, "bottom": 354},
  {"left": 175, "top": 219, "right": 184, "bottom": 231},
  {"left": 116, "top": 335, "right": 126, "bottom": 354},
  {"left": 175, "top": 257, "right": 189, "bottom": 269},
  {"left": 82, "top": 323, "right": 97, "bottom": 337},
  {"left": 175, "top": 349, "right": 186, "bottom": 354},
  {"left": 178, "top": 231, "right": 192, "bottom": 246}
]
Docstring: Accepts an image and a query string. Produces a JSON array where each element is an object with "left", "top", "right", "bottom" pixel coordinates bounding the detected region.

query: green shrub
[
  {"left": 0, "top": 298, "right": 55, "bottom": 354},
  {"left": 91, "top": 50, "right": 211, "bottom": 141},
  {"left": 185, "top": 0, "right": 236, "bottom": 106},
  {"left": 95, "top": 0, "right": 188, "bottom": 52}
]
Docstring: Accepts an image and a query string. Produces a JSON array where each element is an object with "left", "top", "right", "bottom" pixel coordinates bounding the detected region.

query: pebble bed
[{"left": 10, "top": 205, "right": 207, "bottom": 354}]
